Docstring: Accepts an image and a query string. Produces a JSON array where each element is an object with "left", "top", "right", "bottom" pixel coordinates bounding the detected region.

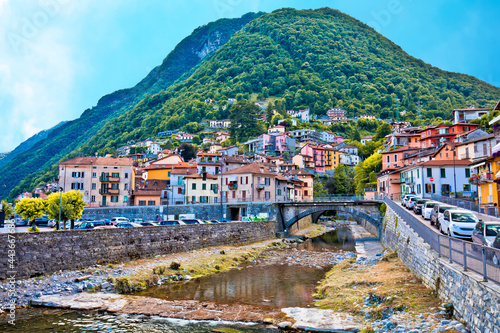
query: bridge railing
[
  {"left": 312, "top": 195, "right": 365, "bottom": 202},
  {"left": 384, "top": 198, "right": 500, "bottom": 285}
]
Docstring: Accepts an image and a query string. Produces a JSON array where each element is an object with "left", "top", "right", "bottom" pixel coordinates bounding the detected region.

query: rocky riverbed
[{"left": 0, "top": 223, "right": 471, "bottom": 332}]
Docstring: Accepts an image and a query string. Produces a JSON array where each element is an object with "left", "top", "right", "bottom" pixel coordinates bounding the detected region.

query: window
[
  {"left": 417, "top": 169, "right": 419, "bottom": 178},
  {"left": 265, "top": 178, "right": 270, "bottom": 186},
  {"left": 92, "top": 183, "right": 96, "bottom": 190},
  {"left": 245, "top": 176, "right": 248, "bottom": 184},
  {"left": 124, "top": 173, "right": 128, "bottom": 179},
  {"left": 463, "top": 184, "right": 471, "bottom": 191},
  {"left": 426, "top": 168, "right": 432, "bottom": 177},
  {"left": 304, "top": 190, "right": 308, "bottom": 197},
  {"left": 387, "top": 156, "right": 390, "bottom": 163},
  {"left": 265, "top": 191, "right": 270, "bottom": 199},
  {"left": 394, "top": 155, "right": 398, "bottom": 162},
  {"left": 202, "top": 166, "right": 206, "bottom": 172},
  {"left": 192, "top": 183, "right": 196, "bottom": 190},
  {"left": 139, "top": 200, "right": 146, "bottom": 206},
  {"left": 91, "top": 195, "right": 95, "bottom": 202},
  {"left": 440, "top": 168, "right": 446, "bottom": 178},
  {"left": 425, "top": 184, "right": 432, "bottom": 193},
  {"left": 417, "top": 184, "right": 421, "bottom": 194},
  {"left": 124, "top": 196, "right": 127, "bottom": 203},
  {"left": 71, "top": 183, "right": 84, "bottom": 190},
  {"left": 124, "top": 183, "right": 128, "bottom": 190},
  {"left": 112, "top": 172, "right": 119, "bottom": 178},
  {"left": 192, "top": 196, "right": 196, "bottom": 202},
  {"left": 232, "top": 191, "right": 235, "bottom": 199},
  {"left": 465, "top": 168, "right": 470, "bottom": 178},
  {"left": 277, "top": 189, "right": 282, "bottom": 195},
  {"left": 432, "top": 184, "right": 435, "bottom": 193},
  {"left": 202, "top": 184, "right": 206, "bottom": 190},
  {"left": 168, "top": 171, "right": 171, "bottom": 177},
  {"left": 178, "top": 188, "right": 182, "bottom": 194},
  {"left": 81, "top": 172, "right": 85, "bottom": 178},
  {"left": 148, "top": 200, "right": 155, "bottom": 206},
  {"left": 110, "top": 196, "right": 118, "bottom": 203},
  {"left": 92, "top": 172, "right": 96, "bottom": 178}
]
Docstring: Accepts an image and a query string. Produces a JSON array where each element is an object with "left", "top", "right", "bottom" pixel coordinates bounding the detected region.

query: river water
[{"left": 0, "top": 228, "right": 355, "bottom": 332}]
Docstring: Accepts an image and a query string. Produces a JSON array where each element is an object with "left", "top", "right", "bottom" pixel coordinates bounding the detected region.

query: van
[{"left": 111, "top": 217, "right": 129, "bottom": 225}]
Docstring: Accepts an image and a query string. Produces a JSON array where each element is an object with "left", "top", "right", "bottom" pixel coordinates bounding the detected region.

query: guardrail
[
  {"left": 430, "top": 194, "right": 500, "bottom": 218},
  {"left": 384, "top": 198, "right": 500, "bottom": 284}
]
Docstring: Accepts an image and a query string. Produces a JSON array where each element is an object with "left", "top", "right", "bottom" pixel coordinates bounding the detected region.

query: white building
[
  {"left": 209, "top": 120, "right": 231, "bottom": 128},
  {"left": 321, "top": 131, "right": 336, "bottom": 143},
  {"left": 340, "top": 152, "right": 360, "bottom": 166},
  {"left": 287, "top": 108, "right": 310, "bottom": 122},
  {"left": 400, "top": 160, "right": 476, "bottom": 198},
  {"left": 453, "top": 107, "right": 490, "bottom": 124},
  {"left": 339, "top": 145, "right": 358, "bottom": 156}
]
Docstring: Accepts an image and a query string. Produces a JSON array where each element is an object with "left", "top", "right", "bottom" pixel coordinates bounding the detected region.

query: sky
[{"left": 0, "top": 0, "right": 499, "bottom": 153}]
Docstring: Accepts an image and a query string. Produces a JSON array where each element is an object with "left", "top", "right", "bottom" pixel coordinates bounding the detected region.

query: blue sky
[{"left": 0, "top": 0, "right": 499, "bottom": 152}]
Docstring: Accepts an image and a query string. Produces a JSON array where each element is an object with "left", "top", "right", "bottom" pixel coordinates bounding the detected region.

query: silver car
[
  {"left": 430, "top": 204, "right": 455, "bottom": 227},
  {"left": 472, "top": 221, "right": 500, "bottom": 248}
]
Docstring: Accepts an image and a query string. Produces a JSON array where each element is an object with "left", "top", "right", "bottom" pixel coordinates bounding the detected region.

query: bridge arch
[{"left": 279, "top": 202, "right": 383, "bottom": 237}]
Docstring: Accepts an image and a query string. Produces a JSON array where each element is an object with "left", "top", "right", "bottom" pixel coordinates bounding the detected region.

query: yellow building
[
  {"left": 476, "top": 154, "right": 500, "bottom": 215},
  {"left": 143, "top": 154, "right": 184, "bottom": 181},
  {"left": 184, "top": 173, "right": 218, "bottom": 204},
  {"left": 324, "top": 147, "right": 340, "bottom": 171}
]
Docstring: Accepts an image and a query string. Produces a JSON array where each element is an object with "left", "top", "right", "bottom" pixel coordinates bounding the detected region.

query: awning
[
  {"left": 470, "top": 161, "right": 485, "bottom": 169},
  {"left": 492, "top": 142, "right": 500, "bottom": 154}
]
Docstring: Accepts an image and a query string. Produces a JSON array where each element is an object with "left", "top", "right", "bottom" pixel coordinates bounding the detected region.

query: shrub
[{"left": 170, "top": 261, "right": 181, "bottom": 270}]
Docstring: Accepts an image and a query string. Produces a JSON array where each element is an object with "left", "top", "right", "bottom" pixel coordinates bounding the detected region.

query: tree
[
  {"left": 15, "top": 198, "right": 47, "bottom": 229},
  {"left": 354, "top": 153, "right": 382, "bottom": 195},
  {"left": 0, "top": 200, "right": 14, "bottom": 220},
  {"left": 325, "top": 165, "right": 355, "bottom": 195},
  {"left": 192, "top": 136, "right": 201, "bottom": 145},
  {"left": 161, "top": 140, "right": 174, "bottom": 150},
  {"left": 182, "top": 122, "right": 204, "bottom": 133},
  {"left": 178, "top": 143, "right": 196, "bottom": 161},
  {"left": 266, "top": 101, "right": 274, "bottom": 123},
  {"left": 46, "top": 190, "right": 86, "bottom": 230},
  {"left": 229, "top": 101, "right": 261, "bottom": 142},
  {"left": 313, "top": 181, "right": 328, "bottom": 197},
  {"left": 374, "top": 123, "right": 392, "bottom": 141}
]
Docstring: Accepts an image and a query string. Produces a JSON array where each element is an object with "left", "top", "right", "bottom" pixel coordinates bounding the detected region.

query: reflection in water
[
  {"left": 138, "top": 228, "right": 354, "bottom": 308},
  {"left": 0, "top": 309, "right": 278, "bottom": 333}
]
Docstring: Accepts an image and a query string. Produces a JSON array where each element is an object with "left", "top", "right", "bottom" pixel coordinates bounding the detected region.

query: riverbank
[{"left": 1, "top": 222, "right": 470, "bottom": 332}]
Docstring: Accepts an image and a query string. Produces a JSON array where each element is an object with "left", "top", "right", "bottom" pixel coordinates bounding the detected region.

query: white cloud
[{"left": 0, "top": 0, "right": 79, "bottom": 152}]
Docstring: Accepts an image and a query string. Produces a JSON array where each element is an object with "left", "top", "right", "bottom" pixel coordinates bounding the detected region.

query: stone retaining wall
[
  {"left": 0, "top": 221, "right": 279, "bottom": 280},
  {"left": 382, "top": 206, "right": 500, "bottom": 333}
]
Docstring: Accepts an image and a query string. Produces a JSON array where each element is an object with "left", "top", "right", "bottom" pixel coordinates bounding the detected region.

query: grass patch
[
  {"left": 314, "top": 251, "right": 441, "bottom": 321},
  {"left": 115, "top": 242, "right": 283, "bottom": 294},
  {"left": 304, "top": 224, "right": 329, "bottom": 239}
]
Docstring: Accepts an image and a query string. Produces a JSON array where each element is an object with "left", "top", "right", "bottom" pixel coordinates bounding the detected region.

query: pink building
[{"left": 300, "top": 143, "right": 326, "bottom": 173}]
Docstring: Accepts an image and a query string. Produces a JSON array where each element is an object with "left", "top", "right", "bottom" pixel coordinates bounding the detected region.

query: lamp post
[
  {"left": 165, "top": 185, "right": 170, "bottom": 221},
  {"left": 58, "top": 187, "right": 63, "bottom": 231}
]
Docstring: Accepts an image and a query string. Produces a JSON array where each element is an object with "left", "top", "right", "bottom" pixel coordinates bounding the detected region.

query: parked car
[
  {"left": 180, "top": 219, "right": 204, "bottom": 225},
  {"left": 34, "top": 216, "right": 49, "bottom": 226},
  {"left": 159, "top": 220, "right": 185, "bottom": 226},
  {"left": 402, "top": 194, "right": 417, "bottom": 208},
  {"left": 47, "top": 219, "right": 57, "bottom": 227},
  {"left": 75, "top": 221, "right": 106, "bottom": 229},
  {"left": 472, "top": 221, "right": 500, "bottom": 248},
  {"left": 94, "top": 225, "right": 117, "bottom": 229},
  {"left": 116, "top": 222, "right": 142, "bottom": 228},
  {"left": 440, "top": 209, "right": 479, "bottom": 238},
  {"left": 139, "top": 222, "right": 160, "bottom": 227},
  {"left": 492, "top": 234, "right": 500, "bottom": 266},
  {"left": 430, "top": 204, "right": 455, "bottom": 226},
  {"left": 111, "top": 217, "right": 130, "bottom": 225},
  {"left": 422, "top": 201, "right": 440, "bottom": 220},
  {"left": 406, "top": 197, "right": 419, "bottom": 210},
  {"left": 413, "top": 198, "right": 430, "bottom": 215},
  {"left": 15, "top": 218, "right": 29, "bottom": 226},
  {"left": 133, "top": 218, "right": 145, "bottom": 223},
  {"left": 218, "top": 218, "right": 231, "bottom": 223}
]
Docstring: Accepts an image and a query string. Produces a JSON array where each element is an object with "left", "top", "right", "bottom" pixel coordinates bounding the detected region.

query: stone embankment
[{"left": 381, "top": 205, "right": 500, "bottom": 333}]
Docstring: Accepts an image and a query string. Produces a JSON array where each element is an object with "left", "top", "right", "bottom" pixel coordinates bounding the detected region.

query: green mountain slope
[
  {"left": 5, "top": 7, "right": 500, "bottom": 199},
  {"left": 79, "top": 7, "right": 500, "bottom": 150},
  {"left": 0, "top": 12, "right": 262, "bottom": 199},
  {"left": 0, "top": 121, "right": 67, "bottom": 169}
]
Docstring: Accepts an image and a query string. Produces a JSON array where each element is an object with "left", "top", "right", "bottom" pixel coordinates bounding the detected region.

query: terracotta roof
[
  {"left": 221, "top": 163, "right": 276, "bottom": 176},
  {"left": 453, "top": 108, "right": 490, "bottom": 111},
  {"left": 381, "top": 146, "right": 419, "bottom": 154},
  {"left": 184, "top": 173, "right": 218, "bottom": 180},
  {"left": 60, "top": 157, "right": 133, "bottom": 166},
  {"left": 419, "top": 159, "right": 473, "bottom": 166},
  {"left": 286, "top": 169, "right": 314, "bottom": 176},
  {"left": 275, "top": 174, "right": 289, "bottom": 181},
  {"left": 454, "top": 133, "right": 496, "bottom": 147}
]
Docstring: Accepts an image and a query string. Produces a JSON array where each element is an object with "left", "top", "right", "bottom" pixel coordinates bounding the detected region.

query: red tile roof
[
  {"left": 60, "top": 157, "right": 133, "bottom": 166},
  {"left": 221, "top": 163, "right": 276, "bottom": 176}
]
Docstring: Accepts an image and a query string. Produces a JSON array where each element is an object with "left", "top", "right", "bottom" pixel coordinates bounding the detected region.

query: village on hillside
[{"left": 21, "top": 101, "right": 500, "bottom": 218}]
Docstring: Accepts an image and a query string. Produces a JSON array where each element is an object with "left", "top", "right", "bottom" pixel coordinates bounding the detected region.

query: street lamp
[
  {"left": 164, "top": 185, "right": 170, "bottom": 221},
  {"left": 58, "top": 187, "right": 63, "bottom": 230}
]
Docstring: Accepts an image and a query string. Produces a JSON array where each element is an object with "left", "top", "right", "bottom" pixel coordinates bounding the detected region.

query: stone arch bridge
[{"left": 276, "top": 201, "right": 383, "bottom": 237}]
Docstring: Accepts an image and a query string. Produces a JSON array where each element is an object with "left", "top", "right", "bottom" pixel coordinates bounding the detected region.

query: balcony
[
  {"left": 256, "top": 184, "right": 265, "bottom": 190},
  {"left": 228, "top": 183, "right": 238, "bottom": 191},
  {"left": 389, "top": 179, "right": 402, "bottom": 184},
  {"left": 99, "top": 188, "right": 119, "bottom": 195},
  {"left": 404, "top": 177, "right": 415, "bottom": 185},
  {"left": 478, "top": 172, "right": 494, "bottom": 184},
  {"left": 100, "top": 175, "right": 120, "bottom": 182}
]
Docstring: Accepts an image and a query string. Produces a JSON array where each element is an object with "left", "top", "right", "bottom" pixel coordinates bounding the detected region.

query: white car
[
  {"left": 406, "top": 197, "right": 419, "bottom": 210},
  {"left": 440, "top": 209, "right": 479, "bottom": 239},
  {"left": 422, "top": 201, "right": 440, "bottom": 220},
  {"left": 402, "top": 194, "right": 416, "bottom": 208}
]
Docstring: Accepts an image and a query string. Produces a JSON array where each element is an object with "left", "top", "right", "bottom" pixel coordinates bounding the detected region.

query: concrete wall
[
  {"left": 289, "top": 215, "right": 313, "bottom": 234},
  {"left": 382, "top": 206, "right": 500, "bottom": 333},
  {"left": 0, "top": 221, "right": 279, "bottom": 280},
  {"left": 82, "top": 202, "right": 277, "bottom": 222}
]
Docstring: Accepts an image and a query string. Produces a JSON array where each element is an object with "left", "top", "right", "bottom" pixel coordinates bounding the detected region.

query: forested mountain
[
  {"left": 3, "top": 7, "right": 500, "bottom": 199},
  {"left": 0, "top": 121, "right": 67, "bottom": 169},
  {"left": 0, "top": 12, "right": 262, "bottom": 199}
]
